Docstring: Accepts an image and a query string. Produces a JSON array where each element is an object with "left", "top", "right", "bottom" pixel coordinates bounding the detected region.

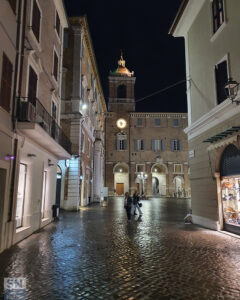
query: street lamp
[
  {"left": 224, "top": 77, "right": 240, "bottom": 103},
  {"left": 137, "top": 172, "right": 148, "bottom": 196}
]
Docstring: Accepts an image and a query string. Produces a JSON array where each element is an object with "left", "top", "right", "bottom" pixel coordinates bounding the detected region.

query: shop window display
[{"left": 221, "top": 177, "right": 240, "bottom": 226}]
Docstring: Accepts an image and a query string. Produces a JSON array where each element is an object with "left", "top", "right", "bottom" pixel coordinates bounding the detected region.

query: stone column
[
  {"left": 93, "top": 140, "right": 102, "bottom": 202},
  {"left": 146, "top": 163, "right": 152, "bottom": 197},
  {"left": 168, "top": 162, "right": 174, "bottom": 197}
]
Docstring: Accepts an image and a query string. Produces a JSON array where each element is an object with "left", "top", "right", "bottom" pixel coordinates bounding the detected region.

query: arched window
[{"left": 117, "top": 84, "right": 126, "bottom": 98}]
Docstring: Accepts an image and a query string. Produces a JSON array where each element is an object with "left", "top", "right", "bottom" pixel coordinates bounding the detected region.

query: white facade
[
  {"left": 171, "top": 0, "right": 240, "bottom": 231},
  {"left": 0, "top": 0, "right": 70, "bottom": 253}
]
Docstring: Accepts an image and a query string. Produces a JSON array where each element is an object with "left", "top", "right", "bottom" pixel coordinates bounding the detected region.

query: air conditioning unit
[{"left": 19, "top": 101, "right": 36, "bottom": 122}]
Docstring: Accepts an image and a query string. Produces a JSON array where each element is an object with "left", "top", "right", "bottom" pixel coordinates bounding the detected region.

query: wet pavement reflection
[{"left": 1, "top": 197, "right": 240, "bottom": 299}]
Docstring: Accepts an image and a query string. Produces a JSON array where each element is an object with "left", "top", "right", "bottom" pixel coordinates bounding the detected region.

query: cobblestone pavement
[{"left": 1, "top": 198, "right": 240, "bottom": 300}]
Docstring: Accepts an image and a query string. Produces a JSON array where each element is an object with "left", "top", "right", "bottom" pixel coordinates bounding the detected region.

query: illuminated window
[{"left": 16, "top": 164, "right": 27, "bottom": 228}]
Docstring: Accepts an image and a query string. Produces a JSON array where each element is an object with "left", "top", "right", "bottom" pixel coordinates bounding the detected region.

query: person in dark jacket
[
  {"left": 131, "top": 190, "right": 143, "bottom": 216},
  {"left": 124, "top": 192, "right": 132, "bottom": 221}
]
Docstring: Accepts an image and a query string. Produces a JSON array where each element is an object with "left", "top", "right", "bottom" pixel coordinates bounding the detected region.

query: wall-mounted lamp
[
  {"left": 82, "top": 103, "right": 87, "bottom": 110},
  {"left": 4, "top": 154, "right": 15, "bottom": 161},
  {"left": 119, "top": 168, "right": 123, "bottom": 173},
  {"left": 80, "top": 175, "right": 84, "bottom": 180},
  {"left": 65, "top": 159, "right": 70, "bottom": 167},
  {"left": 27, "top": 154, "right": 36, "bottom": 158},
  {"left": 224, "top": 77, "right": 240, "bottom": 103},
  {"left": 48, "top": 159, "right": 54, "bottom": 167}
]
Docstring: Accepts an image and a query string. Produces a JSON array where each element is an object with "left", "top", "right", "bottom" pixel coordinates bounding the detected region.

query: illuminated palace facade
[{"left": 105, "top": 55, "right": 191, "bottom": 198}]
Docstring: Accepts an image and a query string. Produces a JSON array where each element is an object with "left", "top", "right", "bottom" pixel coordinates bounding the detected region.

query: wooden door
[
  {"left": 136, "top": 183, "right": 140, "bottom": 194},
  {"left": 116, "top": 183, "right": 124, "bottom": 195}
]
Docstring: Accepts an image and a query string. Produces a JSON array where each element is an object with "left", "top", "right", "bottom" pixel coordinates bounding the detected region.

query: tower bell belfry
[{"left": 108, "top": 53, "right": 136, "bottom": 112}]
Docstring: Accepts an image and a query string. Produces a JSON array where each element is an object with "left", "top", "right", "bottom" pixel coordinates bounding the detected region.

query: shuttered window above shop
[
  {"left": 28, "top": 66, "right": 38, "bottom": 105},
  {"left": 53, "top": 51, "right": 59, "bottom": 81},
  {"left": 212, "top": 0, "right": 224, "bottom": 34},
  {"left": 0, "top": 53, "right": 13, "bottom": 112},
  {"left": 55, "top": 10, "right": 60, "bottom": 37},
  {"left": 215, "top": 60, "right": 228, "bottom": 105},
  {"left": 32, "top": 0, "right": 41, "bottom": 42}
]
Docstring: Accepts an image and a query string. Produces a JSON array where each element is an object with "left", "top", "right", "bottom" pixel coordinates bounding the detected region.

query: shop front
[{"left": 220, "top": 144, "right": 240, "bottom": 235}]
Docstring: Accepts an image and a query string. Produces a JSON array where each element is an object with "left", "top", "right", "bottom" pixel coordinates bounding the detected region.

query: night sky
[{"left": 64, "top": 0, "right": 186, "bottom": 113}]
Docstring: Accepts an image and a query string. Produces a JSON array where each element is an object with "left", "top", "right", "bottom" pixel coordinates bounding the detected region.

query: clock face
[{"left": 116, "top": 118, "right": 127, "bottom": 129}]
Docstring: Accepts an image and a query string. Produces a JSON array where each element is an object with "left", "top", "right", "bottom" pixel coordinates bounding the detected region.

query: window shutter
[
  {"left": 161, "top": 139, "right": 166, "bottom": 151},
  {"left": 124, "top": 139, "right": 127, "bottom": 150},
  {"left": 55, "top": 11, "right": 60, "bottom": 36},
  {"left": 0, "top": 53, "right": 13, "bottom": 112},
  {"left": 134, "top": 139, "right": 137, "bottom": 151},
  {"left": 28, "top": 66, "right": 38, "bottom": 105},
  {"left": 116, "top": 139, "right": 120, "bottom": 150},
  {"left": 151, "top": 140, "right": 154, "bottom": 151},
  {"left": 143, "top": 140, "right": 146, "bottom": 150},
  {"left": 53, "top": 52, "right": 58, "bottom": 81},
  {"left": 215, "top": 60, "right": 227, "bottom": 105},
  {"left": 170, "top": 140, "right": 174, "bottom": 151},
  {"left": 179, "top": 140, "right": 182, "bottom": 151},
  {"left": 155, "top": 118, "right": 160, "bottom": 126},
  {"left": 32, "top": 0, "right": 41, "bottom": 42}
]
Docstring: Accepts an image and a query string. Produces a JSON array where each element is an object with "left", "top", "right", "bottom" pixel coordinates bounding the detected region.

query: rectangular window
[
  {"left": 8, "top": 0, "right": 17, "bottom": 14},
  {"left": 55, "top": 10, "right": 60, "bottom": 37},
  {"left": 154, "top": 118, "right": 160, "bottom": 126},
  {"left": 171, "top": 139, "right": 182, "bottom": 151},
  {"left": 32, "top": 0, "right": 41, "bottom": 42},
  {"left": 135, "top": 139, "right": 145, "bottom": 151},
  {"left": 53, "top": 51, "right": 59, "bottom": 81},
  {"left": 0, "top": 53, "right": 13, "bottom": 112},
  {"left": 16, "top": 164, "right": 27, "bottom": 228},
  {"left": 28, "top": 66, "right": 38, "bottom": 105},
  {"left": 117, "top": 135, "right": 127, "bottom": 150},
  {"left": 174, "top": 164, "right": 183, "bottom": 173},
  {"left": 215, "top": 60, "right": 228, "bottom": 105},
  {"left": 212, "top": 0, "right": 224, "bottom": 34},
  {"left": 41, "top": 171, "right": 47, "bottom": 219},
  {"left": 137, "top": 118, "right": 143, "bottom": 126},
  {"left": 52, "top": 101, "right": 57, "bottom": 119},
  {"left": 136, "top": 164, "right": 145, "bottom": 173},
  {"left": 173, "top": 118, "right": 179, "bottom": 126},
  {"left": 151, "top": 139, "right": 161, "bottom": 151}
]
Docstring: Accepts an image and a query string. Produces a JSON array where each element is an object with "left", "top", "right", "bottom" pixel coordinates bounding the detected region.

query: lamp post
[
  {"left": 224, "top": 77, "right": 239, "bottom": 103},
  {"left": 137, "top": 172, "right": 148, "bottom": 197}
]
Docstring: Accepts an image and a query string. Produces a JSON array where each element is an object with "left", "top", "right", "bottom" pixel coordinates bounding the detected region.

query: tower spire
[{"left": 118, "top": 50, "right": 125, "bottom": 68}]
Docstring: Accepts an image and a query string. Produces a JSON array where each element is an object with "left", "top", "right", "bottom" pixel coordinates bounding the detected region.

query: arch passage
[
  {"left": 117, "top": 84, "right": 126, "bottom": 98},
  {"left": 220, "top": 144, "right": 240, "bottom": 177}
]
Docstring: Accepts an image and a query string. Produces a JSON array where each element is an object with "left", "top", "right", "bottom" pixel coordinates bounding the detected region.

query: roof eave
[{"left": 168, "top": 0, "right": 189, "bottom": 36}]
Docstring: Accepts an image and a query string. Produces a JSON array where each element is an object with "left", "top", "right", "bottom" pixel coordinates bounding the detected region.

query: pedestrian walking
[
  {"left": 124, "top": 192, "right": 132, "bottom": 221},
  {"left": 131, "top": 190, "right": 143, "bottom": 216}
]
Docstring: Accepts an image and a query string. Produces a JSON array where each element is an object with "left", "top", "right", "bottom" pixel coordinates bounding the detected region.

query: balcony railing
[{"left": 18, "top": 97, "right": 71, "bottom": 154}]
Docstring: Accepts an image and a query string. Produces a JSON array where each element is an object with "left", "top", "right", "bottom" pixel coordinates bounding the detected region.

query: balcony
[{"left": 17, "top": 98, "right": 71, "bottom": 159}]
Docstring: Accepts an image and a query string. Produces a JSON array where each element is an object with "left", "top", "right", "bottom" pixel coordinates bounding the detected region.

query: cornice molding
[{"left": 184, "top": 98, "right": 240, "bottom": 140}]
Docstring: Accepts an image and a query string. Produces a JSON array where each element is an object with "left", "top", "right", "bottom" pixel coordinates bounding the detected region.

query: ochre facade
[{"left": 105, "top": 56, "right": 190, "bottom": 198}]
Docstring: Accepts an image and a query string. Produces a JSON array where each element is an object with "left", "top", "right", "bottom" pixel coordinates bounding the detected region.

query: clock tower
[{"left": 108, "top": 54, "right": 136, "bottom": 112}]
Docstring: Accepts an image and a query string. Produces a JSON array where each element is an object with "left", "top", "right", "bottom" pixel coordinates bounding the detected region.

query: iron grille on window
[
  {"left": 212, "top": 0, "right": 224, "bottom": 34},
  {"left": 32, "top": 0, "right": 41, "bottom": 42},
  {"left": 0, "top": 53, "right": 13, "bottom": 112}
]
